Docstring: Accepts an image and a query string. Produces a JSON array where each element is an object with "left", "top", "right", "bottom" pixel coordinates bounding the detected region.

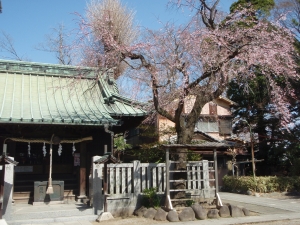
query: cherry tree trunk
[{"left": 171, "top": 120, "right": 195, "bottom": 204}]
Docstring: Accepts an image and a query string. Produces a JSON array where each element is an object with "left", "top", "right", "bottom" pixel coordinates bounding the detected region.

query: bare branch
[
  {"left": 0, "top": 31, "right": 28, "bottom": 61},
  {"left": 36, "top": 23, "right": 73, "bottom": 65}
]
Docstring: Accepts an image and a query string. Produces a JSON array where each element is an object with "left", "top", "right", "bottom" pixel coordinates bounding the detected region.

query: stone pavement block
[{"left": 78, "top": 221, "right": 94, "bottom": 225}]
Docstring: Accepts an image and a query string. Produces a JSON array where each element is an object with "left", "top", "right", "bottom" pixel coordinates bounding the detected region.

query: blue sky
[{"left": 0, "top": 0, "right": 234, "bottom": 64}]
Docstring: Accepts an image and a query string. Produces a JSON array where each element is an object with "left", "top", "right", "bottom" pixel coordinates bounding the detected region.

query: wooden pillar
[
  {"left": 78, "top": 142, "right": 87, "bottom": 202},
  {"left": 214, "top": 149, "right": 219, "bottom": 194}
]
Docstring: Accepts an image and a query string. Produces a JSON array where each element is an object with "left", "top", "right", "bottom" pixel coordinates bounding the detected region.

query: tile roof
[{"left": 0, "top": 60, "right": 147, "bottom": 126}]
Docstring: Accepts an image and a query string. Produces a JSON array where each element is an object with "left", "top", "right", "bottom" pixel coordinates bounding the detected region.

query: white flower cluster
[
  {"left": 42, "top": 142, "right": 47, "bottom": 157},
  {"left": 58, "top": 144, "right": 62, "bottom": 156},
  {"left": 28, "top": 142, "right": 31, "bottom": 157},
  {"left": 72, "top": 143, "right": 76, "bottom": 156}
]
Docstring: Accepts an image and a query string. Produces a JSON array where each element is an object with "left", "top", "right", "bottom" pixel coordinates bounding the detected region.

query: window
[
  {"left": 196, "top": 116, "right": 218, "bottom": 132},
  {"left": 219, "top": 119, "right": 232, "bottom": 135},
  {"left": 209, "top": 103, "right": 217, "bottom": 115}
]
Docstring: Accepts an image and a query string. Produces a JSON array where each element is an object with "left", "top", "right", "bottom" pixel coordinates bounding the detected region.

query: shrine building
[{"left": 0, "top": 59, "right": 147, "bottom": 203}]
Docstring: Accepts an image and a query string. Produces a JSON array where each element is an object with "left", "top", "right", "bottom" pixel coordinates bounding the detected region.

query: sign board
[
  {"left": 74, "top": 153, "right": 80, "bottom": 166},
  {"left": 15, "top": 166, "right": 33, "bottom": 173}
]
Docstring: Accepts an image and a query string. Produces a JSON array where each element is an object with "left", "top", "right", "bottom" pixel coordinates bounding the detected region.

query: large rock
[
  {"left": 154, "top": 208, "right": 167, "bottom": 221},
  {"left": 191, "top": 204, "right": 207, "bottom": 220},
  {"left": 219, "top": 205, "right": 231, "bottom": 218},
  {"left": 167, "top": 210, "right": 179, "bottom": 222},
  {"left": 134, "top": 206, "right": 147, "bottom": 217},
  {"left": 143, "top": 208, "right": 157, "bottom": 219},
  {"left": 242, "top": 208, "right": 251, "bottom": 216},
  {"left": 207, "top": 209, "right": 219, "bottom": 219},
  {"left": 178, "top": 207, "right": 195, "bottom": 221},
  {"left": 229, "top": 205, "right": 245, "bottom": 217},
  {"left": 96, "top": 212, "right": 114, "bottom": 222}
]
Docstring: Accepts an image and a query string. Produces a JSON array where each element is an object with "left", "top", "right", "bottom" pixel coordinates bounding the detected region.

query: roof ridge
[{"left": 0, "top": 60, "right": 99, "bottom": 78}]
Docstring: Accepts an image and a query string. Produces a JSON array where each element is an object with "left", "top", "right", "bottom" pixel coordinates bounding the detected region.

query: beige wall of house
[
  {"left": 157, "top": 97, "right": 234, "bottom": 142},
  {"left": 157, "top": 116, "right": 175, "bottom": 142},
  {"left": 200, "top": 99, "right": 231, "bottom": 115}
]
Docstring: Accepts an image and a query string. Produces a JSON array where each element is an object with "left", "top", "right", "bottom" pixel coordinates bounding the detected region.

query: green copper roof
[{"left": 0, "top": 60, "right": 146, "bottom": 126}]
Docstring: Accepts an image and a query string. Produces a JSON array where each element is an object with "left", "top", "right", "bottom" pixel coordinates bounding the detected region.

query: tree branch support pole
[{"left": 214, "top": 149, "right": 219, "bottom": 194}]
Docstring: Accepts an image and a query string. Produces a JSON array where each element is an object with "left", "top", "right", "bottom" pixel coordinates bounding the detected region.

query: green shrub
[
  {"left": 186, "top": 199, "right": 195, "bottom": 207},
  {"left": 222, "top": 175, "right": 300, "bottom": 193},
  {"left": 142, "top": 187, "right": 161, "bottom": 208}
]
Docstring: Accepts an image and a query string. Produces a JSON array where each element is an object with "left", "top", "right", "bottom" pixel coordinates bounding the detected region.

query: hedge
[{"left": 222, "top": 175, "right": 300, "bottom": 193}]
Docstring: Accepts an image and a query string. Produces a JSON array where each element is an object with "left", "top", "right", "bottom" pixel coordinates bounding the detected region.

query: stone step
[
  {"left": 13, "top": 189, "right": 78, "bottom": 204},
  {"left": 14, "top": 189, "right": 78, "bottom": 197}
]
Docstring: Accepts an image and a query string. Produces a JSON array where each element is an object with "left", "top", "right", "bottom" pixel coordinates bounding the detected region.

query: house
[
  {"left": 0, "top": 59, "right": 147, "bottom": 204},
  {"left": 127, "top": 95, "right": 248, "bottom": 187}
]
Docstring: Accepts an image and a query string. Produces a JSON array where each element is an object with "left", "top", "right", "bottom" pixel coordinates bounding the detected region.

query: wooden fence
[{"left": 90, "top": 158, "right": 215, "bottom": 216}]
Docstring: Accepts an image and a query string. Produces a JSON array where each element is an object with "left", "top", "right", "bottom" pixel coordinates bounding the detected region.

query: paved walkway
[
  {"left": 152, "top": 192, "right": 300, "bottom": 225},
  {"left": 8, "top": 192, "right": 300, "bottom": 225},
  {"left": 220, "top": 192, "right": 300, "bottom": 213},
  {"left": 21, "top": 221, "right": 93, "bottom": 225}
]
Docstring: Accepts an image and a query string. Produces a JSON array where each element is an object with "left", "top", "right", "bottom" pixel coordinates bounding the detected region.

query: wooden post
[
  {"left": 78, "top": 142, "right": 87, "bottom": 201},
  {"left": 133, "top": 161, "right": 140, "bottom": 195},
  {"left": 214, "top": 149, "right": 219, "bottom": 195}
]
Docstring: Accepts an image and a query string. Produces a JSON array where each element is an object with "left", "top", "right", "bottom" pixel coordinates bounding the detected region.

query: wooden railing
[{"left": 90, "top": 159, "right": 215, "bottom": 213}]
